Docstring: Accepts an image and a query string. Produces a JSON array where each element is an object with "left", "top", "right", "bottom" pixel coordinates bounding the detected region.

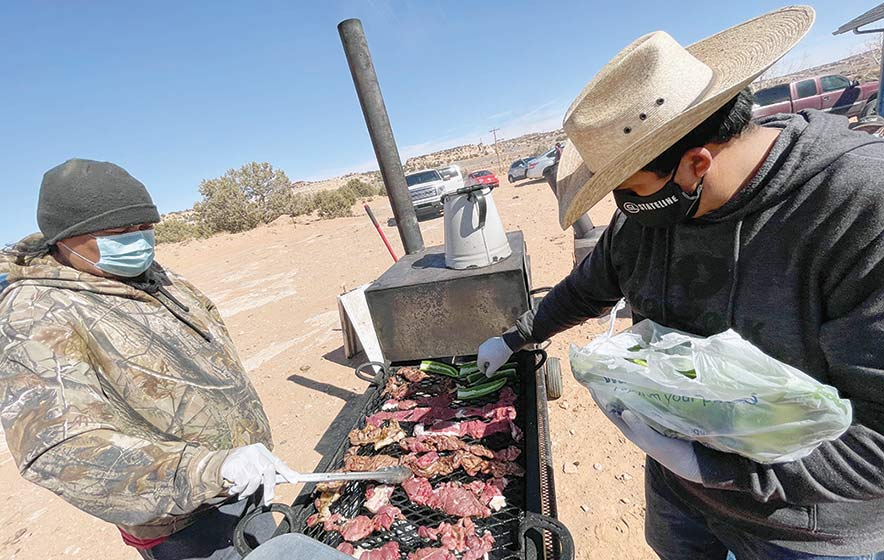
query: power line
[{"left": 489, "top": 128, "right": 502, "bottom": 175}]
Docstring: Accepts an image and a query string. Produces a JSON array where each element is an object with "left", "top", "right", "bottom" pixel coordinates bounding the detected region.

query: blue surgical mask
[{"left": 62, "top": 230, "right": 155, "bottom": 277}]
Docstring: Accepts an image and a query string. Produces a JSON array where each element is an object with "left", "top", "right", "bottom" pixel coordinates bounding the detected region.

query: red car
[{"left": 466, "top": 170, "right": 499, "bottom": 189}]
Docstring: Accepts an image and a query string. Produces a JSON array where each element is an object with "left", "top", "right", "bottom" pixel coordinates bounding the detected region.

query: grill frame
[{"left": 274, "top": 350, "right": 573, "bottom": 560}]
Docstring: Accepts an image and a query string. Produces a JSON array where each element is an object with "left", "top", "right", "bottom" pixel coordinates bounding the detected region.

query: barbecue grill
[
  {"left": 230, "top": 18, "right": 572, "bottom": 559},
  {"left": 235, "top": 350, "right": 573, "bottom": 559}
]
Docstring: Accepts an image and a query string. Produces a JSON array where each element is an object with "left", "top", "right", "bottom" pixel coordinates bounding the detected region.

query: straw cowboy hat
[{"left": 555, "top": 5, "right": 815, "bottom": 228}]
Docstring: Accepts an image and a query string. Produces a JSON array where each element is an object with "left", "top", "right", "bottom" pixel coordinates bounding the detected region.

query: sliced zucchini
[
  {"left": 419, "top": 360, "right": 459, "bottom": 378},
  {"left": 457, "top": 377, "right": 508, "bottom": 400},
  {"left": 465, "top": 368, "right": 516, "bottom": 387}
]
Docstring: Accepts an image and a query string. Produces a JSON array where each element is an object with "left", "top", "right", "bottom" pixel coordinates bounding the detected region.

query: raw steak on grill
[
  {"left": 417, "top": 517, "right": 495, "bottom": 559},
  {"left": 337, "top": 542, "right": 401, "bottom": 560},
  {"left": 371, "top": 505, "right": 404, "bottom": 531},
  {"left": 364, "top": 485, "right": 395, "bottom": 514},
  {"left": 382, "top": 399, "right": 419, "bottom": 411},
  {"left": 340, "top": 515, "right": 374, "bottom": 542},
  {"left": 406, "top": 547, "right": 457, "bottom": 560},
  {"left": 413, "top": 417, "right": 523, "bottom": 442},
  {"left": 367, "top": 388, "right": 518, "bottom": 428},
  {"left": 360, "top": 542, "right": 401, "bottom": 560},
  {"left": 402, "top": 477, "right": 508, "bottom": 518},
  {"left": 366, "top": 394, "right": 453, "bottom": 427},
  {"left": 430, "top": 483, "right": 490, "bottom": 517},
  {"left": 401, "top": 476, "right": 434, "bottom": 505}
]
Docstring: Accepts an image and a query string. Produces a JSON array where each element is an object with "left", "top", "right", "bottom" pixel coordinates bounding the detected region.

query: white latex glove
[
  {"left": 477, "top": 336, "right": 513, "bottom": 377},
  {"left": 605, "top": 409, "right": 703, "bottom": 484},
  {"left": 220, "top": 443, "right": 300, "bottom": 505}
]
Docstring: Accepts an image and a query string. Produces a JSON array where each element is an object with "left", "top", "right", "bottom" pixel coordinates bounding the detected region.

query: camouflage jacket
[{"left": 0, "top": 238, "right": 272, "bottom": 539}]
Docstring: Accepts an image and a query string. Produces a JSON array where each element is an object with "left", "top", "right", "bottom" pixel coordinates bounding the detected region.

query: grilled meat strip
[
  {"left": 343, "top": 447, "right": 523, "bottom": 478},
  {"left": 349, "top": 420, "right": 406, "bottom": 450},
  {"left": 400, "top": 434, "right": 522, "bottom": 462}
]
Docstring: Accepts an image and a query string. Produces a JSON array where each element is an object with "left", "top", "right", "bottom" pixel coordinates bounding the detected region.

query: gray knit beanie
[{"left": 37, "top": 159, "right": 160, "bottom": 245}]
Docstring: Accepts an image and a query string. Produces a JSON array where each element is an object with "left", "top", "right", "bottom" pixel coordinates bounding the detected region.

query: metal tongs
[{"left": 278, "top": 465, "right": 412, "bottom": 486}]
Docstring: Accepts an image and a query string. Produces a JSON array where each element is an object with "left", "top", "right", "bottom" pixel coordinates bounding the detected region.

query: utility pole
[{"left": 489, "top": 128, "right": 502, "bottom": 175}]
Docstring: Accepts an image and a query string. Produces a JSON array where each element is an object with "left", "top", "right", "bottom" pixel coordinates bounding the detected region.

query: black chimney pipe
[{"left": 338, "top": 18, "right": 424, "bottom": 255}]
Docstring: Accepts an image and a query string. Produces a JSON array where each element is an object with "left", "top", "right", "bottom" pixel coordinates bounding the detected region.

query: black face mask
[{"left": 613, "top": 166, "right": 703, "bottom": 228}]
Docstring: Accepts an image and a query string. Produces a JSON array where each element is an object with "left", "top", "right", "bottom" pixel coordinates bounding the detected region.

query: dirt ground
[{"left": 0, "top": 176, "right": 655, "bottom": 560}]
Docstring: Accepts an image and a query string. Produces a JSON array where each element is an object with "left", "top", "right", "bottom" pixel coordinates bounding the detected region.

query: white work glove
[
  {"left": 605, "top": 409, "right": 703, "bottom": 484},
  {"left": 477, "top": 336, "right": 513, "bottom": 377},
  {"left": 221, "top": 443, "right": 300, "bottom": 505}
]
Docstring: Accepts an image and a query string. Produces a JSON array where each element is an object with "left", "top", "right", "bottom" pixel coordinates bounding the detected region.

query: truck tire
[
  {"left": 545, "top": 357, "right": 563, "bottom": 401},
  {"left": 862, "top": 97, "right": 878, "bottom": 119}
]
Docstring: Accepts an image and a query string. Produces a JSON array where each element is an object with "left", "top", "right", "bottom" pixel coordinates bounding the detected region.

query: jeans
[
  {"left": 645, "top": 460, "right": 884, "bottom": 560},
  {"left": 244, "top": 534, "right": 352, "bottom": 560},
  {"left": 138, "top": 496, "right": 276, "bottom": 560}
]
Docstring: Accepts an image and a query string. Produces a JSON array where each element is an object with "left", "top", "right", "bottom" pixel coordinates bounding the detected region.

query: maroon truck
[{"left": 751, "top": 74, "right": 880, "bottom": 120}]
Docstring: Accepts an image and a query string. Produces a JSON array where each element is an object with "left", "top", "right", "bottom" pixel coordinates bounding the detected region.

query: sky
[{"left": 1, "top": 0, "right": 880, "bottom": 243}]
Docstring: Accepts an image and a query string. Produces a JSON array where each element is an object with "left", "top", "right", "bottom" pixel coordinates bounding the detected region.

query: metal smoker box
[{"left": 365, "top": 230, "right": 531, "bottom": 362}]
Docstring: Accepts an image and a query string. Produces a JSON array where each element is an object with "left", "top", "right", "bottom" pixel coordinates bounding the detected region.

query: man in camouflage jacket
[{"left": 0, "top": 160, "right": 297, "bottom": 559}]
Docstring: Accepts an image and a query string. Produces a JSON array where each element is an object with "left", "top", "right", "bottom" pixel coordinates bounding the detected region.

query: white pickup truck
[
  {"left": 405, "top": 169, "right": 447, "bottom": 217},
  {"left": 436, "top": 164, "right": 464, "bottom": 194}
]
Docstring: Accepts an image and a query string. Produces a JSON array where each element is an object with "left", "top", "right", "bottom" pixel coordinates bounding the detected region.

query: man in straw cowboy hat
[{"left": 478, "top": 6, "right": 884, "bottom": 559}]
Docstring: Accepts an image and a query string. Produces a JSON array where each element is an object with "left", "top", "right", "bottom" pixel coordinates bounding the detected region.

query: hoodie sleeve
[
  {"left": 503, "top": 215, "right": 624, "bottom": 351},
  {"left": 0, "top": 286, "right": 230, "bottom": 528},
  {"left": 693, "top": 229, "right": 884, "bottom": 505}
]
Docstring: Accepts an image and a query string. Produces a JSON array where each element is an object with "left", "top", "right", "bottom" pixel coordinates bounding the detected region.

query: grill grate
[
  {"left": 299, "top": 365, "right": 526, "bottom": 559},
  {"left": 284, "top": 352, "right": 570, "bottom": 560}
]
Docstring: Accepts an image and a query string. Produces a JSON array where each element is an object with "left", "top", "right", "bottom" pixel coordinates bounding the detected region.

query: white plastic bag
[{"left": 570, "top": 302, "right": 853, "bottom": 464}]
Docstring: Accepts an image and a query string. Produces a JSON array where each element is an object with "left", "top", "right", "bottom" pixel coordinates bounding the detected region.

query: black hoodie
[{"left": 505, "top": 111, "right": 884, "bottom": 555}]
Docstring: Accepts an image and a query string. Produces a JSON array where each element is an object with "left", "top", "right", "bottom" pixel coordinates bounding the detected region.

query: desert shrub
[
  {"left": 195, "top": 179, "right": 262, "bottom": 233},
  {"left": 154, "top": 218, "right": 209, "bottom": 244},
  {"left": 264, "top": 189, "right": 317, "bottom": 221},
  {"left": 290, "top": 192, "right": 318, "bottom": 215},
  {"left": 314, "top": 188, "right": 355, "bottom": 219},
  {"left": 342, "top": 178, "right": 377, "bottom": 198},
  {"left": 195, "top": 162, "right": 292, "bottom": 233}
]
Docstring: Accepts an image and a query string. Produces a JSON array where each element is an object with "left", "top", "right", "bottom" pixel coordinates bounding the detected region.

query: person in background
[
  {"left": 0, "top": 159, "right": 298, "bottom": 560},
  {"left": 478, "top": 7, "right": 884, "bottom": 560}
]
